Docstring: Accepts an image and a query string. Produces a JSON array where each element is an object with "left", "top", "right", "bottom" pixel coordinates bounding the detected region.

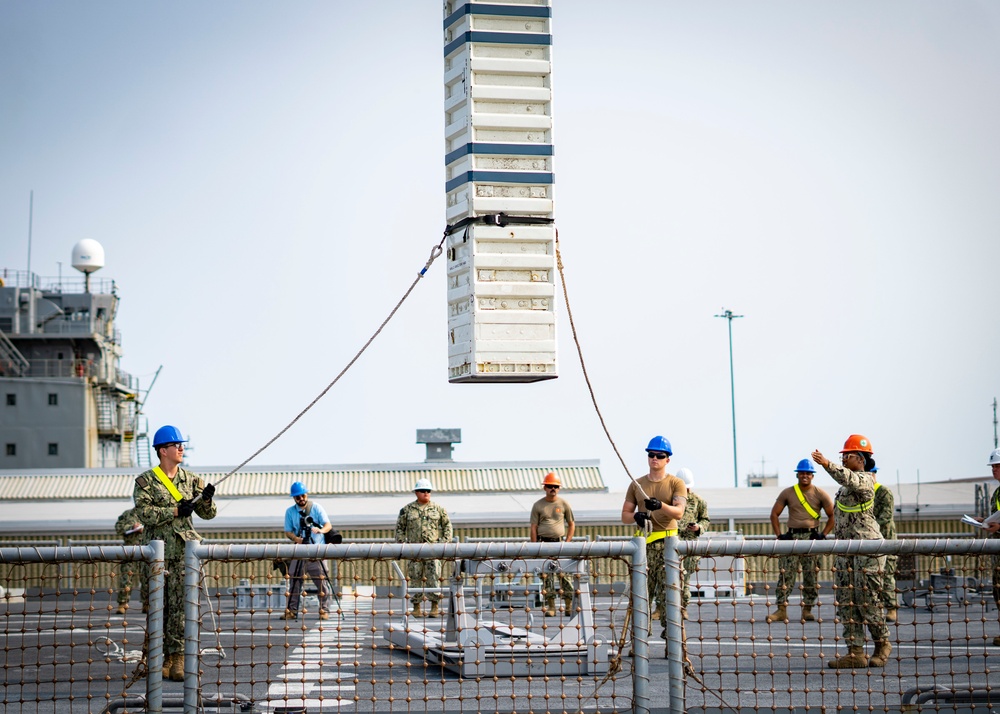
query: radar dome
[{"left": 71, "top": 239, "right": 105, "bottom": 275}]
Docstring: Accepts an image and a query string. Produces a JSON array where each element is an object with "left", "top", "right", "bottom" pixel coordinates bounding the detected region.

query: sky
[{"left": 2, "top": 1, "right": 998, "bottom": 493}]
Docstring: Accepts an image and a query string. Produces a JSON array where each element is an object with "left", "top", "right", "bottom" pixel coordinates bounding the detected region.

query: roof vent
[{"left": 416, "top": 428, "right": 461, "bottom": 462}]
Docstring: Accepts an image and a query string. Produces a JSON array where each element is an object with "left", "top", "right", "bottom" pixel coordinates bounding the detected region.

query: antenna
[
  {"left": 714, "top": 308, "right": 744, "bottom": 488},
  {"left": 71, "top": 239, "right": 105, "bottom": 293},
  {"left": 993, "top": 397, "right": 998, "bottom": 448}
]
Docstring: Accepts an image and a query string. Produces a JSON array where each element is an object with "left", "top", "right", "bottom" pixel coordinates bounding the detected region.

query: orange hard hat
[
  {"left": 542, "top": 472, "right": 561, "bottom": 486},
  {"left": 839, "top": 434, "right": 873, "bottom": 454}
]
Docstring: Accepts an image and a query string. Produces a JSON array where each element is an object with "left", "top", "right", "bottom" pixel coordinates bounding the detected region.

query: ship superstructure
[{"left": 0, "top": 242, "right": 148, "bottom": 469}]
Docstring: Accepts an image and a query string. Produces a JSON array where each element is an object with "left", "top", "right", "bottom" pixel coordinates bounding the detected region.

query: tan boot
[
  {"left": 868, "top": 640, "right": 892, "bottom": 667},
  {"left": 563, "top": 597, "right": 574, "bottom": 615},
  {"left": 411, "top": 602, "right": 423, "bottom": 617},
  {"left": 168, "top": 652, "right": 184, "bottom": 681},
  {"left": 681, "top": 608, "right": 689, "bottom": 621},
  {"left": 827, "top": 646, "right": 868, "bottom": 669},
  {"left": 318, "top": 610, "right": 329, "bottom": 621},
  {"left": 428, "top": 602, "right": 441, "bottom": 618},
  {"left": 115, "top": 604, "right": 128, "bottom": 615},
  {"left": 650, "top": 607, "right": 661, "bottom": 620},
  {"left": 885, "top": 607, "right": 897, "bottom": 623},
  {"left": 765, "top": 604, "right": 787, "bottom": 624},
  {"left": 280, "top": 609, "right": 297, "bottom": 620},
  {"left": 161, "top": 653, "right": 175, "bottom": 679},
  {"left": 544, "top": 599, "right": 556, "bottom": 617},
  {"left": 801, "top": 605, "right": 815, "bottom": 622}
]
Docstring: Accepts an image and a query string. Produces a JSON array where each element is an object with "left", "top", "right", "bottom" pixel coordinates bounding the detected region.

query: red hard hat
[
  {"left": 839, "top": 434, "right": 873, "bottom": 454},
  {"left": 542, "top": 472, "right": 561, "bottom": 486}
]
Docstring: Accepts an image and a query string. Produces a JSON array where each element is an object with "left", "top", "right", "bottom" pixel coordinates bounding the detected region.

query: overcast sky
[{"left": 2, "top": 1, "right": 998, "bottom": 493}]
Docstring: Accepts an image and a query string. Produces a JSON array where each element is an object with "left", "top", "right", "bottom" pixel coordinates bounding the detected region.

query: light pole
[{"left": 715, "top": 308, "right": 743, "bottom": 488}]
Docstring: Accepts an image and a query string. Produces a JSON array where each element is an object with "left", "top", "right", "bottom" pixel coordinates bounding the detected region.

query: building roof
[{"left": 0, "top": 460, "right": 607, "bottom": 501}]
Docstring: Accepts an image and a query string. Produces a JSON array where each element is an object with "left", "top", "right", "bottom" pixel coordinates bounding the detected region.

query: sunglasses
[
  {"left": 545, "top": 485, "right": 560, "bottom": 490},
  {"left": 647, "top": 452, "right": 668, "bottom": 460},
  {"left": 415, "top": 489, "right": 431, "bottom": 493}
]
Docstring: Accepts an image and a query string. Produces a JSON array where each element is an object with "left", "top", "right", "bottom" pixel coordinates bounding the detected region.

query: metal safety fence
[{"left": 670, "top": 537, "right": 1000, "bottom": 714}]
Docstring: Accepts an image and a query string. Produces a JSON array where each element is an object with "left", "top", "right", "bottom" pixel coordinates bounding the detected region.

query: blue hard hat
[
  {"left": 646, "top": 435, "right": 672, "bottom": 456},
  {"left": 152, "top": 425, "right": 187, "bottom": 448},
  {"left": 290, "top": 482, "right": 308, "bottom": 498},
  {"left": 795, "top": 459, "right": 816, "bottom": 473}
]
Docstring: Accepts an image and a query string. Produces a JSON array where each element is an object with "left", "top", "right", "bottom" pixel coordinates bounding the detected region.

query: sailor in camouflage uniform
[
  {"left": 675, "top": 468, "right": 709, "bottom": 620},
  {"left": 977, "top": 448, "right": 1000, "bottom": 646},
  {"left": 395, "top": 478, "right": 452, "bottom": 618},
  {"left": 871, "top": 466, "right": 898, "bottom": 622},
  {"left": 114, "top": 506, "right": 147, "bottom": 615},
  {"left": 813, "top": 434, "right": 891, "bottom": 669},
  {"left": 133, "top": 425, "right": 217, "bottom": 681}
]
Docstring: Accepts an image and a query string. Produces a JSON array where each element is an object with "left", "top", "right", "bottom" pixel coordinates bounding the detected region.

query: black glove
[
  {"left": 634, "top": 512, "right": 650, "bottom": 528},
  {"left": 777, "top": 531, "right": 794, "bottom": 541},
  {"left": 201, "top": 483, "right": 215, "bottom": 501},
  {"left": 810, "top": 531, "right": 826, "bottom": 540},
  {"left": 643, "top": 497, "right": 663, "bottom": 511},
  {"left": 176, "top": 499, "right": 195, "bottom": 518}
]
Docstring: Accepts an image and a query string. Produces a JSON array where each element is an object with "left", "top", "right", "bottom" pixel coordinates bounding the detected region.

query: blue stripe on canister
[
  {"left": 445, "top": 143, "right": 554, "bottom": 166},
  {"left": 444, "top": 31, "right": 551, "bottom": 58},
  {"left": 444, "top": 3, "right": 551, "bottom": 31},
  {"left": 445, "top": 170, "right": 554, "bottom": 193}
]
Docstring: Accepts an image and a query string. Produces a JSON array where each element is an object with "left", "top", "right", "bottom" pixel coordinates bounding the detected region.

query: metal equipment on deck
[{"left": 383, "top": 556, "right": 615, "bottom": 677}]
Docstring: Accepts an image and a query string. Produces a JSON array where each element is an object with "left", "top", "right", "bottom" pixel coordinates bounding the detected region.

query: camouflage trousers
[
  {"left": 774, "top": 532, "right": 821, "bottom": 606},
  {"left": 647, "top": 538, "right": 666, "bottom": 631},
  {"left": 881, "top": 553, "right": 898, "bottom": 608},
  {"left": 993, "top": 553, "right": 1000, "bottom": 607},
  {"left": 163, "top": 556, "right": 185, "bottom": 655},
  {"left": 681, "top": 554, "right": 700, "bottom": 609},
  {"left": 116, "top": 560, "right": 149, "bottom": 606},
  {"left": 542, "top": 572, "right": 575, "bottom": 602},
  {"left": 834, "top": 554, "right": 889, "bottom": 648},
  {"left": 407, "top": 558, "right": 443, "bottom": 605}
]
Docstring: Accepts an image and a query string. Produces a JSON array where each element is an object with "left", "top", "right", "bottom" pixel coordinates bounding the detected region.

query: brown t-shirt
[
  {"left": 775, "top": 485, "right": 832, "bottom": 529},
  {"left": 530, "top": 497, "right": 574, "bottom": 539},
  {"left": 625, "top": 474, "right": 687, "bottom": 532}
]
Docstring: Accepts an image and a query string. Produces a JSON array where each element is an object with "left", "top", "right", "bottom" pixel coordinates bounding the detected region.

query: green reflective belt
[
  {"left": 793, "top": 484, "right": 820, "bottom": 520},
  {"left": 835, "top": 498, "right": 873, "bottom": 513},
  {"left": 635, "top": 528, "right": 679, "bottom": 544}
]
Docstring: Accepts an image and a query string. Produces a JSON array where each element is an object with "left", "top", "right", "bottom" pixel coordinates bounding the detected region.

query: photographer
[{"left": 281, "top": 482, "right": 334, "bottom": 621}]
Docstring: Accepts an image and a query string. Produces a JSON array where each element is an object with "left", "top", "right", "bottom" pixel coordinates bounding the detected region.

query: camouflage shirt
[
  {"left": 678, "top": 490, "right": 710, "bottom": 541},
  {"left": 114, "top": 506, "right": 145, "bottom": 545},
  {"left": 990, "top": 486, "right": 1000, "bottom": 541},
  {"left": 395, "top": 500, "right": 453, "bottom": 544},
  {"left": 822, "top": 462, "right": 882, "bottom": 540},
  {"left": 873, "top": 483, "right": 897, "bottom": 540},
  {"left": 133, "top": 466, "right": 217, "bottom": 560}
]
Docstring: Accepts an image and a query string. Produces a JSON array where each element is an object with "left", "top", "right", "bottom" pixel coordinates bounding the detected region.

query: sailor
[
  {"left": 813, "top": 435, "right": 891, "bottom": 669},
  {"left": 395, "top": 478, "right": 452, "bottom": 618},
  {"left": 113, "top": 506, "right": 146, "bottom": 615},
  {"left": 621, "top": 436, "right": 687, "bottom": 638},
  {"left": 975, "top": 448, "right": 1000, "bottom": 645},
  {"left": 765, "top": 459, "right": 834, "bottom": 624},
  {"left": 871, "top": 466, "right": 898, "bottom": 622},
  {"left": 530, "top": 472, "right": 576, "bottom": 617},
  {"left": 133, "top": 425, "right": 217, "bottom": 681},
  {"left": 281, "top": 482, "right": 334, "bottom": 621},
  {"left": 675, "top": 467, "right": 710, "bottom": 621}
]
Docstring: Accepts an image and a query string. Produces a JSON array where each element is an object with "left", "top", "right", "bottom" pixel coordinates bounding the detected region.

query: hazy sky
[{"left": 2, "top": 1, "right": 998, "bottom": 492}]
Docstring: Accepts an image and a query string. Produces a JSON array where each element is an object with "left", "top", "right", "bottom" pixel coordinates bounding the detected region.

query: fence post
[
  {"left": 631, "top": 536, "right": 650, "bottom": 714},
  {"left": 184, "top": 540, "right": 201, "bottom": 714},
  {"left": 664, "top": 535, "right": 685, "bottom": 714},
  {"left": 147, "top": 539, "right": 165, "bottom": 714}
]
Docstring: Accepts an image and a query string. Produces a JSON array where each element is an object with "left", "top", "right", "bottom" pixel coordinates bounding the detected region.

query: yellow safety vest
[
  {"left": 634, "top": 528, "right": 679, "bottom": 544},
  {"left": 152, "top": 466, "right": 184, "bottom": 502},
  {"left": 793, "top": 484, "right": 820, "bottom": 520},
  {"left": 835, "top": 495, "right": 874, "bottom": 513}
]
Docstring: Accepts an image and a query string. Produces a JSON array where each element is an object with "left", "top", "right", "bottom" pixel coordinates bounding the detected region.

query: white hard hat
[
  {"left": 414, "top": 478, "right": 433, "bottom": 491},
  {"left": 989, "top": 449, "right": 1000, "bottom": 466},
  {"left": 675, "top": 467, "right": 694, "bottom": 488}
]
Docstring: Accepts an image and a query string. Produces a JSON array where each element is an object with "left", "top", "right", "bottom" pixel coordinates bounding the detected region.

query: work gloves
[
  {"left": 201, "top": 483, "right": 215, "bottom": 501},
  {"left": 810, "top": 531, "right": 826, "bottom": 540},
  {"left": 633, "top": 512, "right": 651, "bottom": 528},
  {"left": 776, "top": 532, "right": 794, "bottom": 541},
  {"left": 176, "top": 499, "right": 196, "bottom": 518},
  {"left": 643, "top": 498, "right": 663, "bottom": 511}
]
